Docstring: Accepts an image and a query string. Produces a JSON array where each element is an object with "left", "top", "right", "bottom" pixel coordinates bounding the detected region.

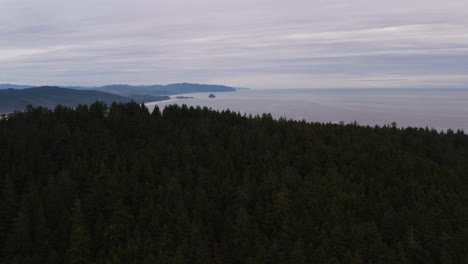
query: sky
[{"left": 0, "top": 0, "right": 467, "bottom": 88}]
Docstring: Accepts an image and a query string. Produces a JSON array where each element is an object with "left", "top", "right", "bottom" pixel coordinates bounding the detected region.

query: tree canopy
[{"left": 0, "top": 102, "right": 467, "bottom": 263}]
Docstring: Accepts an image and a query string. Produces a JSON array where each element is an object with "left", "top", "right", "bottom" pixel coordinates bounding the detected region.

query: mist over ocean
[{"left": 146, "top": 89, "right": 468, "bottom": 131}]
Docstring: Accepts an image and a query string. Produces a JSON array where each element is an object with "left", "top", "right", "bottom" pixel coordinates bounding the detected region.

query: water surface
[{"left": 146, "top": 89, "right": 468, "bottom": 131}]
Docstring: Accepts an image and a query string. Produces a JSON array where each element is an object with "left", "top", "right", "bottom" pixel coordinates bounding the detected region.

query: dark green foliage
[
  {"left": 66, "top": 199, "right": 92, "bottom": 264},
  {"left": 0, "top": 102, "right": 467, "bottom": 263}
]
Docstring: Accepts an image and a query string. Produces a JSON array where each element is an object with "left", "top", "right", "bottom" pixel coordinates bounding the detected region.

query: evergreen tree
[{"left": 65, "top": 199, "right": 91, "bottom": 264}]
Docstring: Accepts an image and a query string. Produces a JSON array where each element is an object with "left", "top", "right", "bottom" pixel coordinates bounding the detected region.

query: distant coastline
[{"left": 0, "top": 83, "right": 238, "bottom": 113}]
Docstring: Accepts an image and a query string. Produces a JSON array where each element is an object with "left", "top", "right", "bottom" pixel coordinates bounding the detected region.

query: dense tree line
[{"left": 0, "top": 102, "right": 467, "bottom": 264}]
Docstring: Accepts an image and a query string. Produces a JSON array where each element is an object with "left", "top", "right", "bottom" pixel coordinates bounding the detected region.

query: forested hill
[
  {"left": 1, "top": 102, "right": 467, "bottom": 263},
  {"left": 0, "top": 86, "right": 129, "bottom": 113},
  {"left": 0, "top": 86, "right": 169, "bottom": 113}
]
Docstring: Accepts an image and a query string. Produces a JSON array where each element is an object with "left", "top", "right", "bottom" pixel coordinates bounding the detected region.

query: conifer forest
[{"left": 0, "top": 102, "right": 467, "bottom": 264}]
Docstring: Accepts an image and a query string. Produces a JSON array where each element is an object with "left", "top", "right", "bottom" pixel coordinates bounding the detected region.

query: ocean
[{"left": 145, "top": 89, "right": 468, "bottom": 131}]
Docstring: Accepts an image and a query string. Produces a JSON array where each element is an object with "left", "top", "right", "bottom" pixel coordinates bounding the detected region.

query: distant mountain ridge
[
  {"left": 0, "top": 84, "right": 35, "bottom": 89},
  {"left": 86, "top": 83, "right": 237, "bottom": 96},
  {"left": 0, "top": 83, "right": 237, "bottom": 96},
  {"left": 0, "top": 86, "right": 132, "bottom": 113}
]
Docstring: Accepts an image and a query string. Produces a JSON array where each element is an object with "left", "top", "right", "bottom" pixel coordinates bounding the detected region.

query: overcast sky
[{"left": 1, "top": 0, "right": 467, "bottom": 88}]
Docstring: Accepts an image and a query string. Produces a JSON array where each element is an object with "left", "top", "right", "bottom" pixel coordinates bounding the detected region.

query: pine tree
[
  {"left": 0, "top": 174, "right": 17, "bottom": 255},
  {"left": 65, "top": 199, "right": 92, "bottom": 264}
]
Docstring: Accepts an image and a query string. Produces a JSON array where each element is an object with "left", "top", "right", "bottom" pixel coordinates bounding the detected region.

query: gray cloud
[{"left": 0, "top": 0, "right": 467, "bottom": 88}]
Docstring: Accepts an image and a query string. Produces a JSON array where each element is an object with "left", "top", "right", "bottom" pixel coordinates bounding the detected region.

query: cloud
[{"left": 0, "top": 0, "right": 467, "bottom": 88}]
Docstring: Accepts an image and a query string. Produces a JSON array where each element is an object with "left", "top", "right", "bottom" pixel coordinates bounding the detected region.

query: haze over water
[{"left": 146, "top": 89, "right": 468, "bottom": 132}]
